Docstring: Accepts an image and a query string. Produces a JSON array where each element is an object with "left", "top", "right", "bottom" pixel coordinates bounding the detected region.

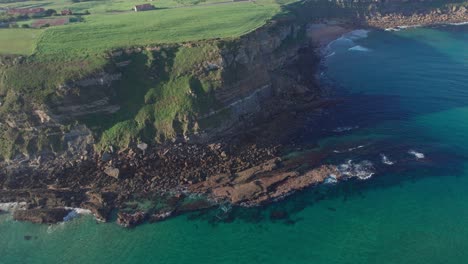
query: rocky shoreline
[
  {"left": 365, "top": 5, "right": 468, "bottom": 29},
  {"left": 0, "top": 98, "right": 346, "bottom": 227},
  {"left": 1, "top": 6, "right": 467, "bottom": 227}
]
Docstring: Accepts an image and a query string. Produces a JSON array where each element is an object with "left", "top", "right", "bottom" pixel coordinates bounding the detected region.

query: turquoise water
[{"left": 1, "top": 25, "right": 468, "bottom": 264}]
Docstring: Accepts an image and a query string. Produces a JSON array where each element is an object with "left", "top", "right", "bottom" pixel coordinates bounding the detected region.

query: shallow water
[{"left": 1, "top": 25, "right": 467, "bottom": 264}]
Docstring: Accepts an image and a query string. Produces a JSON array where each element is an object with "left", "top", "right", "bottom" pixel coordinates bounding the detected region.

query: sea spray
[
  {"left": 338, "top": 160, "right": 375, "bottom": 180},
  {"left": 380, "top": 154, "right": 395, "bottom": 165},
  {"left": 408, "top": 150, "right": 425, "bottom": 159}
]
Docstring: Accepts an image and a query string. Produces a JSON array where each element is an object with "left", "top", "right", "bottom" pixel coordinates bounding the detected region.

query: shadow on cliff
[{"left": 182, "top": 24, "right": 468, "bottom": 226}]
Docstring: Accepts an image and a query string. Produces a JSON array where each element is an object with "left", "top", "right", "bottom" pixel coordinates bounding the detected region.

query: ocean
[{"left": 1, "top": 24, "right": 467, "bottom": 264}]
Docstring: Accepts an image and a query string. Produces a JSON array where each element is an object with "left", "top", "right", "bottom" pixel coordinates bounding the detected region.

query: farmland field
[
  {"left": 0, "top": 28, "right": 43, "bottom": 54},
  {"left": 0, "top": 0, "right": 285, "bottom": 58}
]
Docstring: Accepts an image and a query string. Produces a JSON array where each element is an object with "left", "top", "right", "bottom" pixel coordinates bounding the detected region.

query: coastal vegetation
[{"left": 0, "top": 0, "right": 467, "bottom": 159}]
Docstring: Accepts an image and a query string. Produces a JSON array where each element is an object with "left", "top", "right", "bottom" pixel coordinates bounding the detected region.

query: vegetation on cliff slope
[{"left": 0, "top": 0, "right": 466, "bottom": 159}]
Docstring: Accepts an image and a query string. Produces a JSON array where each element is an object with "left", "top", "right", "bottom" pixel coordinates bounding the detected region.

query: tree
[{"left": 45, "top": 9, "right": 57, "bottom": 17}]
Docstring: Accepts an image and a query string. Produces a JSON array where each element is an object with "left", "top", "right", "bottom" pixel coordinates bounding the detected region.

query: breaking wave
[
  {"left": 449, "top": 22, "right": 468, "bottom": 26},
  {"left": 337, "top": 160, "right": 375, "bottom": 180},
  {"left": 63, "top": 211, "right": 79, "bottom": 222},
  {"left": 325, "top": 51, "right": 336, "bottom": 58},
  {"left": 345, "top": 29, "right": 370, "bottom": 40},
  {"left": 408, "top": 150, "right": 425, "bottom": 159},
  {"left": 63, "top": 207, "right": 92, "bottom": 222},
  {"left": 380, "top": 154, "right": 394, "bottom": 165},
  {"left": 326, "top": 29, "right": 370, "bottom": 51},
  {"left": 333, "top": 145, "right": 365, "bottom": 154},
  {"left": 349, "top": 45, "right": 371, "bottom": 52},
  {"left": 324, "top": 174, "right": 338, "bottom": 184}
]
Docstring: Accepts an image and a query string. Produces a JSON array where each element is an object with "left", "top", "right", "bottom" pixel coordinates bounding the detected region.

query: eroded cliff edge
[{"left": 1, "top": 0, "right": 467, "bottom": 226}]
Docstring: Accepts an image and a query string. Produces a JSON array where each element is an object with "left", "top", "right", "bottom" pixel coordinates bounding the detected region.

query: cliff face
[
  {"left": 0, "top": 0, "right": 467, "bottom": 163},
  {"left": 0, "top": 20, "right": 319, "bottom": 162},
  {"left": 1, "top": 0, "right": 467, "bottom": 226}
]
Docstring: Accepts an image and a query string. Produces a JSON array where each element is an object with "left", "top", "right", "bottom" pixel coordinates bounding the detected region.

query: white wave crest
[
  {"left": 63, "top": 211, "right": 79, "bottom": 222},
  {"left": 64, "top": 207, "right": 92, "bottom": 215},
  {"left": 324, "top": 174, "right": 338, "bottom": 184},
  {"left": 408, "top": 150, "right": 425, "bottom": 159},
  {"left": 449, "top": 22, "right": 468, "bottom": 26},
  {"left": 333, "top": 145, "right": 365, "bottom": 154},
  {"left": 325, "top": 51, "right": 336, "bottom": 58},
  {"left": 346, "top": 29, "right": 370, "bottom": 40},
  {"left": 62, "top": 207, "right": 92, "bottom": 222},
  {"left": 349, "top": 45, "right": 371, "bottom": 52},
  {"left": 338, "top": 160, "right": 375, "bottom": 180},
  {"left": 380, "top": 154, "right": 394, "bottom": 165}
]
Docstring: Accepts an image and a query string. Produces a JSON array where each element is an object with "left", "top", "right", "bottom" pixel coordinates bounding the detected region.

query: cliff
[{"left": 0, "top": 0, "right": 467, "bottom": 226}]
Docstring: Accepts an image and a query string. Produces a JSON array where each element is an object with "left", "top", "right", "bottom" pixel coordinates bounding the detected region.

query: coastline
[{"left": 1, "top": 15, "right": 468, "bottom": 227}]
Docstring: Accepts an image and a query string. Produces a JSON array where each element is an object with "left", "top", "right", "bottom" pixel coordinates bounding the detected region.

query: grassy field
[
  {"left": 0, "top": 28, "right": 43, "bottom": 55},
  {"left": 0, "top": 0, "right": 282, "bottom": 58},
  {"left": 35, "top": 1, "right": 280, "bottom": 58}
]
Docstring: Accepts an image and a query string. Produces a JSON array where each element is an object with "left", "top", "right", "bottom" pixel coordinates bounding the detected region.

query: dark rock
[
  {"left": 101, "top": 152, "right": 112, "bottom": 162},
  {"left": 116, "top": 211, "right": 147, "bottom": 228},
  {"left": 13, "top": 208, "right": 71, "bottom": 224}
]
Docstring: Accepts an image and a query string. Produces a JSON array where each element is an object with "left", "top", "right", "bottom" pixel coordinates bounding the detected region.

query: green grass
[
  {"left": 0, "top": 0, "right": 282, "bottom": 154},
  {"left": 0, "top": 29, "right": 42, "bottom": 55},
  {"left": 0, "top": 0, "right": 281, "bottom": 58},
  {"left": 93, "top": 45, "right": 223, "bottom": 149},
  {"left": 34, "top": 1, "right": 279, "bottom": 59}
]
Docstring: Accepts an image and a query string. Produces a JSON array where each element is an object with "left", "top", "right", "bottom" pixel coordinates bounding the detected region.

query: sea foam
[
  {"left": 338, "top": 160, "right": 375, "bottom": 180},
  {"left": 324, "top": 174, "right": 338, "bottom": 184},
  {"left": 408, "top": 150, "right": 425, "bottom": 159},
  {"left": 380, "top": 154, "right": 394, "bottom": 165},
  {"left": 349, "top": 45, "right": 371, "bottom": 52}
]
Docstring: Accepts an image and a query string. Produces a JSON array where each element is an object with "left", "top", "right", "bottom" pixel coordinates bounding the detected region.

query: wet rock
[
  {"left": 13, "top": 208, "right": 71, "bottom": 224},
  {"left": 116, "top": 211, "right": 147, "bottom": 228}
]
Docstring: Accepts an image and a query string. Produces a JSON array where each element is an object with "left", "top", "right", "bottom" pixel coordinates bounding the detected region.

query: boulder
[
  {"left": 137, "top": 142, "right": 148, "bottom": 151},
  {"left": 104, "top": 166, "right": 120, "bottom": 179}
]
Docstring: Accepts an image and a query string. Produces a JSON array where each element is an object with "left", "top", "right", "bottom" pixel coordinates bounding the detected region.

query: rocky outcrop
[
  {"left": 13, "top": 208, "right": 71, "bottom": 224},
  {"left": 189, "top": 158, "right": 341, "bottom": 206},
  {"left": 1, "top": 0, "right": 465, "bottom": 227},
  {"left": 365, "top": 4, "right": 468, "bottom": 28},
  {"left": 117, "top": 211, "right": 147, "bottom": 228}
]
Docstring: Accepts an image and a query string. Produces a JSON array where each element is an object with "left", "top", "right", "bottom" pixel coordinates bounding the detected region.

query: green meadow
[
  {"left": 0, "top": 0, "right": 283, "bottom": 58},
  {"left": 0, "top": 28, "right": 42, "bottom": 54}
]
